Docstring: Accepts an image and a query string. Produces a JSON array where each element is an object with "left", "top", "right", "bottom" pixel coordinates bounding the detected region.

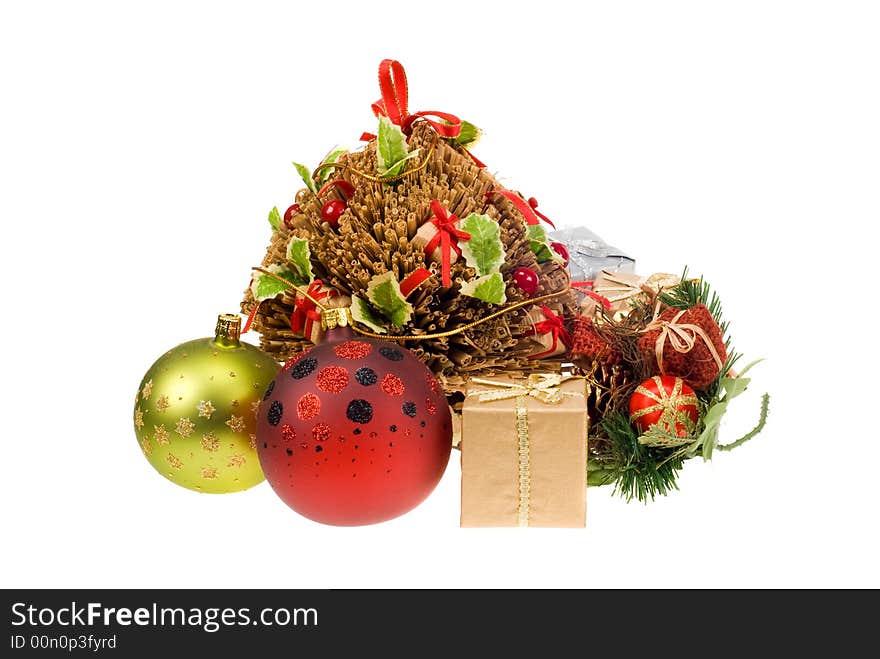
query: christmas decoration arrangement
[{"left": 133, "top": 59, "right": 769, "bottom": 527}]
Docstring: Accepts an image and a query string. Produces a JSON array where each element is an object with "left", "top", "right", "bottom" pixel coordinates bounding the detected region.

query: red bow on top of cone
[
  {"left": 425, "top": 200, "right": 471, "bottom": 287},
  {"left": 527, "top": 305, "right": 572, "bottom": 359},
  {"left": 372, "top": 59, "right": 462, "bottom": 138}
]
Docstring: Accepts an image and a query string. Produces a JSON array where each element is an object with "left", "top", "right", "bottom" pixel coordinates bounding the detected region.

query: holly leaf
[
  {"left": 292, "top": 161, "right": 318, "bottom": 195},
  {"left": 317, "top": 147, "right": 348, "bottom": 185},
  {"left": 250, "top": 265, "right": 300, "bottom": 302},
  {"left": 459, "top": 272, "right": 507, "bottom": 305},
  {"left": 366, "top": 271, "right": 413, "bottom": 327},
  {"left": 527, "top": 224, "right": 564, "bottom": 264},
  {"left": 453, "top": 120, "right": 481, "bottom": 147},
  {"left": 457, "top": 213, "right": 505, "bottom": 277},
  {"left": 268, "top": 206, "right": 281, "bottom": 231},
  {"left": 376, "top": 116, "right": 420, "bottom": 178},
  {"left": 285, "top": 237, "right": 314, "bottom": 284},
  {"left": 349, "top": 295, "right": 387, "bottom": 334}
]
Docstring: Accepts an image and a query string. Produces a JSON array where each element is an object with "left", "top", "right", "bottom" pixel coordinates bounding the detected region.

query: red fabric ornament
[
  {"left": 256, "top": 326, "right": 452, "bottom": 526},
  {"left": 629, "top": 376, "right": 700, "bottom": 437},
  {"left": 638, "top": 304, "right": 727, "bottom": 390},
  {"left": 570, "top": 317, "right": 621, "bottom": 365}
]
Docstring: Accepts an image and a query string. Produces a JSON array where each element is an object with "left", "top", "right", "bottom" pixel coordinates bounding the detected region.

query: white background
[{"left": 1, "top": 1, "right": 877, "bottom": 588}]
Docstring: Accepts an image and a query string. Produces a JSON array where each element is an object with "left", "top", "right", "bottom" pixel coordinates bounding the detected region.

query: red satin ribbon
[
  {"left": 400, "top": 267, "right": 433, "bottom": 298},
  {"left": 424, "top": 200, "right": 471, "bottom": 287},
  {"left": 527, "top": 305, "right": 572, "bottom": 360},
  {"left": 290, "top": 281, "right": 336, "bottom": 337},
  {"left": 485, "top": 190, "right": 555, "bottom": 228},
  {"left": 571, "top": 281, "right": 612, "bottom": 310},
  {"left": 372, "top": 59, "right": 461, "bottom": 138}
]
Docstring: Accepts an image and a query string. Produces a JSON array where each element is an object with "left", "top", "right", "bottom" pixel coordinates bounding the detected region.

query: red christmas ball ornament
[
  {"left": 550, "top": 241, "right": 569, "bottom": 267},
  {"left": 256, "top": 326, "right": 452, "bottom": 526},
  {"left": 321, "top": 199, "right": 346, "bottom": 227},
  {"left": 283, "top": 203, "right": 299, "bottom": 228},
  {"left": 512, "top": 267, "right": 539, "bottom": 296},
  {"left": 628, "top": 375, "right": 700, "bottom": 437}
]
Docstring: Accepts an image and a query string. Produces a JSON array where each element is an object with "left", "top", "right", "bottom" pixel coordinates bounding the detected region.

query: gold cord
[{"left": 251, "top": 266, "right": 572, "bottom": 342}]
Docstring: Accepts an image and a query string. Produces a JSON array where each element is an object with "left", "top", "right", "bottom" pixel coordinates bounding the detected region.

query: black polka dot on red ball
[
  {"left": 346, "top": 399, "right": 373, "bottom": 424},
  {"left": 290, "top": 357, "right": 318, "bottom": 380},
  {"left": 402, "top": 401, "right": 417, "bottom": 417},
  {"left": 262, "top": 380, "right": 275, "bottom": 401},
  {"left": 315, "top": 445, "right": 323, "bottom": 453},
  {"left": 355, "top": 367, "right": 377, "bottom": 386},
  {"left": 379, "top": 346, "right": 403, "bottom": 362},
  {"left": 390, "top": 425, "right": 397, "bottom": 432},
  {"left": 267, "top": 401, "right": 283, "bottom": 426}
]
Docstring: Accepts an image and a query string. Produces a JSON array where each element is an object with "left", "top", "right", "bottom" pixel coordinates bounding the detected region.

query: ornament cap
[
  {"left": 214, "top": 313, "right": 242, "bottom": 347},
  {"left": 321, "top": 306, "right": 352, "bottom": 331}
]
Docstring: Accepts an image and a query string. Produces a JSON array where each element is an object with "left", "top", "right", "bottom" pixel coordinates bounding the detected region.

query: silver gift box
[{"left": 548, "top": 227, "right": 635, "bottom": 283}]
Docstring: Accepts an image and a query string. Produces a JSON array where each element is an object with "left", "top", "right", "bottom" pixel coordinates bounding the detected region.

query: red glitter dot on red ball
[
  {"left": 312, "top": 423, "right": 331, "bottom": 442},
  {"left": 334, "top": 341, "right": 372, "bottom": 360},
  {"left": 281, "top": 424, "right": 296, "bottom": 443},
  {"left": 300, "top": 442, "right": 309, "bottom": 449},
  {"left": 426, "top": 374, "right": 440, "bottom": 396},
  {"left": 381, "top": 373, "right": 405, "bottom": 396},
  {"left": 281, "top": 348, "right": 311, "bottom": 373},
  {"left": 425, "top": 398, "right": 437, "bottom": 415},
  {"left": 297, "top": 393, "right": 321, "bottom": 420},
  {"left": 316, "top": 366, "right": 349, "bottom": 393}
]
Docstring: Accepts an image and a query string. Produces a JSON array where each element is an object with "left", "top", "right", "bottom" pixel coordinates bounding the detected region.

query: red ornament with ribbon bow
[
  {"left": 629, "top": 375, "right": 700, "bottom": 437},
  {"left": 412, "top": 200, "right": 471, "bottom": 287},
  {"left": 638, "top": 303, "right": 727, "bottom": 390},
  {"left": 525, "top": 304, "right": 572, "bottom": 359}
]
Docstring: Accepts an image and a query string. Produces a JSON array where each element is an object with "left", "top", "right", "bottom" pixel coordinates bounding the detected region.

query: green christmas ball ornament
[{"left": 133, "top": 314, "right": 280, "bottom": 493}]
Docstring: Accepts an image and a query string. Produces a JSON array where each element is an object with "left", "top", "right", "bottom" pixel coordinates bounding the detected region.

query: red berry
[
  {"left": 321, "top": 199, "right": 346, "bottom": 227},
  {"left": 283, "top": 204, "right": 299, "bottom": 229},
  {"left": 550, "top": 242, "right": 569, "bottom": 267},
  {"left": 512, "top": 267, "right": 539, "bottom": 296}
]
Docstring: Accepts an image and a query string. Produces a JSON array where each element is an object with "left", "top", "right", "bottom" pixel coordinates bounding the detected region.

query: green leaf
[
  {"left": 527, "top": 224, "right": 563, "bottom": 264},
  {"left": 268, "top": 206, "right": 281, "bottom": 231},
  {"left": 292, "top": 161, "right": 318, "bottom": 195},
  {"left": 457, "top": 213, "right": 505, "bottom": 276},
  {"left": 376, "top": 116, "right": 420, "bottom": 178},
  {"left": 317, "top": 147, "right": 348, "bottom": 185},
  {"left": 459, "top": 273, "right": 507, "bottom": 305},
  {"left": 453, "top": 120, "right": 481, "bottom": 147},
  {"left": 366, "top": 271, "right": 413, "bottom": 328},
  {"left": 721, "top": 375, "right": 751, "bottom": 401},
  {"left": 250, "top": 265, "right": 299, "bottom": 302},
  {"left": 285, "top": 237, "right": 313, "bottom": 284},
  {"left": 349, "top": 295, "right": 387, "bottom": 334}
]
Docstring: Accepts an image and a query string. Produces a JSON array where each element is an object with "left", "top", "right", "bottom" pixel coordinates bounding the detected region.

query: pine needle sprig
[{"left": 601, "top": 412, "right": 684, "bottom": 503}]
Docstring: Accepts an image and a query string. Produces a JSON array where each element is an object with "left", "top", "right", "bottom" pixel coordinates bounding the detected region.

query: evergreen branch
[
  {"left": 601, "top": 412, "right": 685, "bottom": 503},
  {"left": 717, "top": 393, "right": 770, "bottom": 452}
]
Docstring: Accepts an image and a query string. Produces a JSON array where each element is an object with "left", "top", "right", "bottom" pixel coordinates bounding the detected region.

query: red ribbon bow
[
  {"left": 528, "top": 305, "right": 572, "bottom": 360},
  {"left": 424, "top": 200, "right": 471, "bottom": 287},
  {"left": 485, "top": 190, "right": 555, "bottom": 229},
  {"left": 371, "top": 59, "right": 462, "bottom": 138},
  {"left": 290, "top": 281, "right": 336, "bottom": 336}
]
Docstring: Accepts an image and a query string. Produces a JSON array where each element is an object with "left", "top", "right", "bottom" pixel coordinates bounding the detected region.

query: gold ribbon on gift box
[{"left": 467, "top": 374, "right": 586, "bottom": 527}]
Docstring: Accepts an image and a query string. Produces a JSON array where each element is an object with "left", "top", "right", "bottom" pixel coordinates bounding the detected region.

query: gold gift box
[{"left": 460, "top": 375, "right": 589, "bottom": 528}]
